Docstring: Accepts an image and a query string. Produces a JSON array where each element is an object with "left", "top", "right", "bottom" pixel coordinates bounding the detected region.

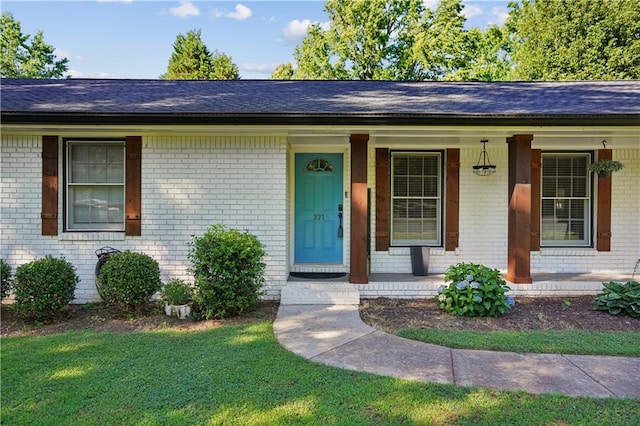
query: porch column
[
  {"left": 350, "top": 134, "right": 369, "bottom": 284},
  {"left": 506, "top": 134, "right": 533, "bottom": 284}
]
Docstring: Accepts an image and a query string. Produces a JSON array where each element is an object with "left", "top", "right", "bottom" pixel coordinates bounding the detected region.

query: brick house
[{"left": 1, "top": 79, "right": 638, "bottom": 303}]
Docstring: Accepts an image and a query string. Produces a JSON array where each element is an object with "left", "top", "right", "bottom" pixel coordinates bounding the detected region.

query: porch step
[{"left": 280, "top": 281, "right": 360, "bottom": 305}]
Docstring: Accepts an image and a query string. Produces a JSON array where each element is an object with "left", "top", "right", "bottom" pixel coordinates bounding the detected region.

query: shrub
[
  {"left": 189, "top": 224, "right": 266, "bottom": 319},
  {"left": 162, "top": 279, "right": 193, "bottom": 305},
  {"left": 592, "top": 281, "right": 640, "bottom": 317},
  {"left": 1, "top": 259, "right": 12, "bottom": 300},
  {"left": 13, "top": 256, "right": 79, "bottom": 320},
  {"left": 98, "top": 251, "right": 161, "bottom": 312},
  {"left": 437, "top": 262, "right": 513, "bottom": 317}
]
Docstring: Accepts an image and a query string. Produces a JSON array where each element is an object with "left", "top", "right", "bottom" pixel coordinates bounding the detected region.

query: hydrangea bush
[{"left": 437, "top": 262, "right": 514, "bottom": 317}]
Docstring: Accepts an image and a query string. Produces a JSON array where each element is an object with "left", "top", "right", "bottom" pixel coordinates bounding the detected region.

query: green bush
[
  {"left": 1, "top": 258, "right": 12, "bottom": 300},
  {"left": 437, "top": 262, "right": 513, "bottom": 317},
  {"left": 592, "top": 281, "right": 640, "bottom": 317},
  {"left": 162, "top": 279, "right": 193, "bottom": 305},
  {"left": 189, "top": 224, "right": 266, "bottom": 319},
  {"left": 13, "top": 256, "right": 79, "bottom": 320},
  {"left": 98, "top": 251, "right": 161, "bottom": 312}
]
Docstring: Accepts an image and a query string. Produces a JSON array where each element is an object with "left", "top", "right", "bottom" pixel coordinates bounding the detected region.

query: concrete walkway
[{"left": 274, "top": 302, "right": 640, "bottom": 399}]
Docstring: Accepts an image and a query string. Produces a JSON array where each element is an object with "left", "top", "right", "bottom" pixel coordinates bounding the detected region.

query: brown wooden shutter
[
  {"left": 125, "top": 136, "right": 142, "bottom": 236},
  {"left": 445, "top": 149, "right": 460, "bottom": 251},
  {"left": 596, "top": 149, "right": 612, "bottom": 251},
  {"left": 375, "top": 148, "right": 390, "bottom": 251},
  {"left": 530, "top": 149, "right": 541, "bottom": 251},
  {"left": 41, "top": 136, "right": 59, "bottom": 235}
]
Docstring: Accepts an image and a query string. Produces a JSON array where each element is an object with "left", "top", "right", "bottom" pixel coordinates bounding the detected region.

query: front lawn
[
  {"left": 2, "top": 322, "right": 638, "bottom": 425},
  {"left": 397, "top": 329, "right": 640, "bottom": 357}
]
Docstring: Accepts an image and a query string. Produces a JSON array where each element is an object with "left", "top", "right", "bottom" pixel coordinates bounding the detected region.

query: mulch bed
[
  {"left": 2, "top": 296, "right": 638, "bottom": 338},
  {"left": 359, "top": 296, "right": 640, "bottom": 334}
]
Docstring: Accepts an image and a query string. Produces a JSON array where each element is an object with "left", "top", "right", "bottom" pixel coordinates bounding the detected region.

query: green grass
[
  {"left": 2, "top": 322, "right": 639, "bottom": 425},
  {"left": 397, "top": 329, "right": 640, "bottom": 357}
]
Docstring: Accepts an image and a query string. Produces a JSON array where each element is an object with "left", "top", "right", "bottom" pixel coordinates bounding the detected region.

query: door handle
[{"left": 338, "top": 204, "right": 343, "bottom": 238}]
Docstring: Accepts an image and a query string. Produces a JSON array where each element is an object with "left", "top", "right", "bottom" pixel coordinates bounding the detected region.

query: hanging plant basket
[{"left": 587, "top": 159, "right": 624, "bottom": 178}]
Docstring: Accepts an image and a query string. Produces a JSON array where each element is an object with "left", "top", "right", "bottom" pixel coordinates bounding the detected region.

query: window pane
[
  {"left": 108, "top": 187, "right": 124, "bottom": 223},
  {"left": 423, "top": 176, "right": 438, "bottom": 197},
  {"left": 67, "top": 141, "right": 125, "bottom": 231},
  {"left": 541, "top": 153, "right": 590, "bottom": 246},
  {"left": 391, "top": 153, "right": 441, "bottom": 245},
  {"left": 394, "top": 176, "right": 408, "bottom": 197},
  {"left": 70, "top": 145, "right": 89, "bottom": 183},
  {"left": 541, "top": 177, "right": 556, "bottom": 197},
  {"left": 408, "top": 157, "right": 423, "bottom": 175}
]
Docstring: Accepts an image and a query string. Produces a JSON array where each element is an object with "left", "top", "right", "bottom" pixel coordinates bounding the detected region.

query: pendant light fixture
[{"left": 472, "top": 139, "right": 496, "bottom": 176}]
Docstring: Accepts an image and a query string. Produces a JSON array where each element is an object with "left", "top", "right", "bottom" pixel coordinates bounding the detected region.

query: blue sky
[{"left": 3, "top": 1, "right": 512, "bottom": 79}]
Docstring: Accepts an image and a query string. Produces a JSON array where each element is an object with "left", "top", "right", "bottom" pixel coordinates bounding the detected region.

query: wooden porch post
[
  {"left": 350, "top": 134, "right": 369, "bottom": 284},
  {"left": 596, "top": 149, "right": 612, "bottom": 251},
  {"left": 506, "top": 134, "right": 533, "bottom": 284}
]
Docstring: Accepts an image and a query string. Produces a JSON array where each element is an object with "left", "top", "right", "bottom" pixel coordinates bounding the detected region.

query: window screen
[
  {"left": 541, "top": 153, "right": 591, "bottom": 246},
  {"left": 66, "top": 141, "right": 125, "bottom": 231},
  {"left": 391, "top": 152, "right": 441, "bottom": 245}
]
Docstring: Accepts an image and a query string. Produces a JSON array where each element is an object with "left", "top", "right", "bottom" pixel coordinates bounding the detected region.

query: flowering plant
[{"left": 437, "top": 262, "right": 513, "bottom": 317}]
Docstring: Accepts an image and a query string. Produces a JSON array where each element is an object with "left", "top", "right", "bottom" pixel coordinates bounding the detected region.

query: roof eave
[{"left": 1, "top": 112, "right": 639, "bottom": 127}]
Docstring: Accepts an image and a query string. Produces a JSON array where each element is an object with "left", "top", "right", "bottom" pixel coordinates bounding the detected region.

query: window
[
  {"left": 65, "top": 140, "right": 125, "bottom": 231},
  {"left": 541, "top": 153, "right": 591, "bottom": 246},
  {"left": 391, "top": 152, "right": 442, "bottom": 245}
]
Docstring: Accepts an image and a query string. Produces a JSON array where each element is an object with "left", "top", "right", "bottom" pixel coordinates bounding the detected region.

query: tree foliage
[
  {"left": 294, "top": 0, "right": 429, "bottom": 80},
  {"left": 271, "top": 62, "right": 294, "bottom": 79},
  {"left": 0, "top": 11, "right": 69, "bottom": 78},
  {"left": 161, "top": 29, "right": 239, "bottom": 80},
  {"left": 290, "top": 0, "right": 639, "bottom": 82},
  {"left": 413, "top": 0, "right": 470, "bottom": 80},
  {"left": 508, "top": 0, "right": 640, "bottom": 80}
]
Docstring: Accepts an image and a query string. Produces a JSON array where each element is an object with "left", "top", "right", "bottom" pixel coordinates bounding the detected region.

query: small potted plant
[
  {"left": 587, "top": 159, "right": 624, "bottom": 178},
  {"left": 162, "top": 279, "right": 193, "bottom": 319}
]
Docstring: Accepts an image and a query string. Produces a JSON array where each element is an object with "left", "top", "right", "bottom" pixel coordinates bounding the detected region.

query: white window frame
[
  {"left": 540, "top": 152, "right": 592, "bottom": 247},
  {"left": 65, "top": 140, "right": 126, "bottom": 232},
  {"left": 390, "top": 151, "right": 442, "bottom": 246}
]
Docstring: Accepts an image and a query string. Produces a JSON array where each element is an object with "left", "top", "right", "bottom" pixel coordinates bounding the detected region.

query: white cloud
[
  {"left": 67, "top": 69, "right": 83, "bottom": 78},
  {"left": 169, "top": 1, "right": 200, "bottom": 18},
  {"left": 489, "top": 6, "right": 509, "bottom": 26},
  {"left": 282, "top": 19, "right": 330, "bottom": 44},
  {"left": 283, "top": 19, "right": 312, "bottom": 42},
  {"left": 54, "top": 48, "right": 71, "bottom": 59},
  {"left": 227, "top": 4, "right": 252, "bottom": 21},
  {"left": 211, "top": 4, "right": 252, "bottom": 21},
  {"left": 241, "top": 63, "right": 277, "bottom": 74},
  {"left": 463, "top": 4, "right": 483, "bottom": 19},
  {"left": 423, "top": 0, "right": 439, "bottom": 11}
]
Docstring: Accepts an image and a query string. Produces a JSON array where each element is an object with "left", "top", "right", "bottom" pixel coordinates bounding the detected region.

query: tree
[
  {"left": 508, "top": 0, "right": 640, "bottom": 80},
  {"left": 210, "top": 51, "right": 240, "bottom": 80},
  {"left": 450, "top": 25, "right": 512, "bottom": 81},
  {"left": 293, "top": 0, "right": 429, "bottom": 80},
  {"left": 0, "top": 11, "right": 69, "bottom": 78},
  {"left": 271, "top": 62, "right": 294, "bottom": 79},
  {"left": 161, "top": 29, "right": 239, "bottom": 80},
  {"left": 412, "top": 0, "right": 471, "bottom": 80}
]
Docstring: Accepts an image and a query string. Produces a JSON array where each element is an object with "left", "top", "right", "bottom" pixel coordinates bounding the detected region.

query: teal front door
[{"left": 295, "top": 153, "right": 344, "bottom": 263}]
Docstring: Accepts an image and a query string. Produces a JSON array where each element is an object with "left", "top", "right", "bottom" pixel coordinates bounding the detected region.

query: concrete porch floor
[{"left": 286, "top": 272, "right": 635, "bottom": 300}]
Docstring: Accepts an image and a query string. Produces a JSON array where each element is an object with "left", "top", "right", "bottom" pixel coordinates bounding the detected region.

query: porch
[{"left": 283, "top": 272, "right": 634, "bottom": 304}]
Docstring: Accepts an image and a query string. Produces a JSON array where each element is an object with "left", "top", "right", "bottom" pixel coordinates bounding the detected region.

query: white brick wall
[
  {"left": 2, "top": 133, "right": 638, "bottom": 303},
  {"left": 1, "top": 134, "right": 288, "bottom": 303},
  {"left": 369, "top": 143, "right": 640, "bottom": 277},
  {"left": 369, "top": 145, "right": 509, "bottom": 274},
  {"left": 532, "top": 148, "right": 640, "bottom": 273}
]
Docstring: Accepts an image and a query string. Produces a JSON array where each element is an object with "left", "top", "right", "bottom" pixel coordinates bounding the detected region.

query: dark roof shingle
[{"left": 2, "top": 78, "right": 639, "bottom": 126}]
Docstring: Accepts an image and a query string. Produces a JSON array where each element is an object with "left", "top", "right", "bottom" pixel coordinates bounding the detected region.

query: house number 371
[{"left": 313, "top": 214, "right": 325, "bottom": 221}]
